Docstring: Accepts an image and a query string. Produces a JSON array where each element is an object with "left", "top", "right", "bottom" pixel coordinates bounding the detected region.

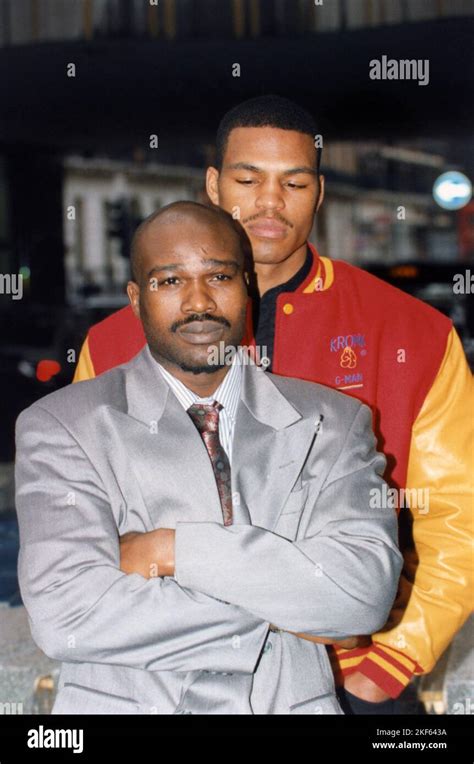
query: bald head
[
  {"left": 130, "top": 201, "right": 250, "bottom": 284},
  {"left": 126, "top": 200, "right": 251, "bottom": 384}
]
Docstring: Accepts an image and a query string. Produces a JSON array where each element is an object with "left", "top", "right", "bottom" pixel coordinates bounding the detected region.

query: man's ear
[
  {"left": 206, "top": 166, "right": 220, "bottom": 206},
  {"left": 127, "top": 281, "right": 140, "bottom": 320},
  {"left": 315, "top": 174, "right": 325, "bottom": 213}
]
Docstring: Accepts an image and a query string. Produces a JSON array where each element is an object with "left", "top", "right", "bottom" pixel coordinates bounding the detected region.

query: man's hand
[
  {"left": 120, "top": 529, "right": 175, "bottom": 578},
  {"left": 343, "top": 671, "right": 391, "bottom": 702},
  {"left": 120, "top": 532, "right": 370, "bottom": 651}
]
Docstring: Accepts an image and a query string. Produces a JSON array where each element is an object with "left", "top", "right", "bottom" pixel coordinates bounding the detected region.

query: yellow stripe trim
[
  {"left": 302, "top": 255, "right": 334, "bottom": 293},
  {"left": 336, "top": 655, "right": 366, "bottom": 669},
  {"left": 302, "top": 260, "right": 322, "bottom": 293},
  {"left": 72, "top": 337, "right": 96, "bottom": 383},
  {"left": 374, "top": 643, "right": 417, "bottom": 672},
  {"left": 368, "top": 653, "right": 411, "bottom": 686},
  {"left": 320, "top": 256, "right": 334, "bottom": 289}
]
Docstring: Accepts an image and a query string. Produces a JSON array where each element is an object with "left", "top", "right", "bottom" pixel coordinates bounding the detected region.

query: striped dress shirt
[{"left": 151, "top": 351, "right": 242, "bottom": 462}]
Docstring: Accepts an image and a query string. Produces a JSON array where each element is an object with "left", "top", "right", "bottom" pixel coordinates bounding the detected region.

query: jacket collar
[
  {"left": 123, "top": 344, "right": 302, "bottom": 432},
  {"left": 124, "top": 345, "right": 171, "bottom": 427}
]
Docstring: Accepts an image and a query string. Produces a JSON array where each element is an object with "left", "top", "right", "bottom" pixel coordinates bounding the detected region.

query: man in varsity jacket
[{"left": 72, "top": 95, "right": 473, "bottom": 714}]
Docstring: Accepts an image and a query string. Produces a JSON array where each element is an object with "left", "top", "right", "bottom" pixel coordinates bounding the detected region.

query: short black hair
[
  {"left": 130, "top": 200, "right": 252, "bottom": 284},
  {"left": 215, "top": 94, "right": 322, "bottom": 173}
]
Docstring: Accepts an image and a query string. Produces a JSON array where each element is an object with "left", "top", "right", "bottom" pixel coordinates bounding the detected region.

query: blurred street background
[{"left": 0, "top": 0, "right": 472, "bottom": 715}]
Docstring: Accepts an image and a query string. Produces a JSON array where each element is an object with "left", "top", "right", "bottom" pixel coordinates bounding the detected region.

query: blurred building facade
[
  {"left": 1, "top": 0, "right": 473, "bottom": 44},
  {"left": 61, "top": 138, "right": 472, "bottom": 304},
  {"left": 1, "top": 0, "right": 472, "bottom": 305},
  {"left": 63, "top": 156, "right": 203, "bottom": 303}
]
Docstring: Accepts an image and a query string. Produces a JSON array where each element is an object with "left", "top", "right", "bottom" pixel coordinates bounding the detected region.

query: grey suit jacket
[{"left": 15, "top": 345, "right": 402, "bottom": 715}]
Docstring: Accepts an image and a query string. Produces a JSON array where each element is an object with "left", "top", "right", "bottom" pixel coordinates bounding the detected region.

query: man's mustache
[
  {"left": 170, "top": 314, "right": 231, "bottom": 332},
  {"left": 242, "top": 212, "right": 293, "bottom": 228}
]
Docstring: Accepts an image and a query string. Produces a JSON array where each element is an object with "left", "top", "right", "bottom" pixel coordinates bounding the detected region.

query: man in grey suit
[{"left": 15, "top": 201, "right": 402, "bottom": 715}]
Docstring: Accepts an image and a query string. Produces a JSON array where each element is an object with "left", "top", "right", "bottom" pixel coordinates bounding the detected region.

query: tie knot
[{"left": 187, "top": 401, "right": 223, "bottom": 434}]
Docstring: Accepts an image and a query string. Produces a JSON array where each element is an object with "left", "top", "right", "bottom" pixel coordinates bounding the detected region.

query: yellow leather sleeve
[
  {"left": 373, "top": 326, "right": 474, "bottom": 674},
  {"left": 72, "top": 337, "right": 96, "bottom": 383}
]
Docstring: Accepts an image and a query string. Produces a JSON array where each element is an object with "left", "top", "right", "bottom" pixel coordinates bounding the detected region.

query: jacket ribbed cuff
[{"left": 332, "top": 642, "right": 421, "bottom": 699}]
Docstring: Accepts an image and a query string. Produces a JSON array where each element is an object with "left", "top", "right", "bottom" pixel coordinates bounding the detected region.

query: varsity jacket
[{"left": 72, "top": 243, "right": 474, "bottom": 698}]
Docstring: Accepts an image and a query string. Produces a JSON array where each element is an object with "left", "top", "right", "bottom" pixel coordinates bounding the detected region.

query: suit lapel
[
  {"left": 110, "top": 347, "right": 224, "bottom": 526},
  {"left": 110, "top": 348, "right": 323, "bottom": 531},
  {"left": 232, "top": 364, "right": 323, "bottom": 530}
]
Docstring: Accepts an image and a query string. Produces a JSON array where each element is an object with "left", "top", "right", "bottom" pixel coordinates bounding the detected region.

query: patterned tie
[{"left": 187, "top": 402, "right": 233, "bottom": 526}]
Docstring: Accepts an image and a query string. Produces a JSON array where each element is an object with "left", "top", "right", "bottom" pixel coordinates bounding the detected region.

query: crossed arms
[
  {"left": 118, "top": 529, "right": 369, "bottom": 648},
  {"left": 15, "top": 402, "right": 402, "bottom": 673}
]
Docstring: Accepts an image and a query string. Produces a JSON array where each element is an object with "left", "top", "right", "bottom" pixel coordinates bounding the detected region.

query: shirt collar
[{"left": 148, "top": 347, "right": 242, "bottom": 421}]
